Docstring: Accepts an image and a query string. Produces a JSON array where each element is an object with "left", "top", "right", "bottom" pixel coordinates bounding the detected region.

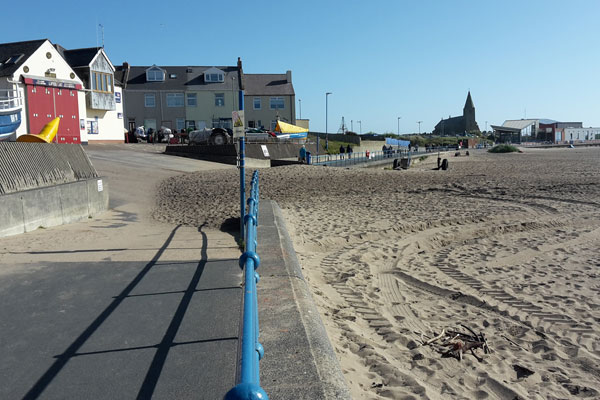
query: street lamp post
[
  {"left": 299, "top": 99, "right": 302, "bottom": 119},
  {"left": 357, "top": 120, "right": 362, "bottom": 135},
  {"left": 326, "top": 92, "right": 332, "bottom": 151},
  {"left": 397, "top": 117, "right": 401, "bottom": 135},
  {"left": 417, "top": 121, "right": 422, "bottom": 134}
]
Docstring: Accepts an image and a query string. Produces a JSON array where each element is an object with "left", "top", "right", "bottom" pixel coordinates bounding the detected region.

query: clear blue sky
[{"left": 3, "top": 0, "right": 599, "bottom": 134}]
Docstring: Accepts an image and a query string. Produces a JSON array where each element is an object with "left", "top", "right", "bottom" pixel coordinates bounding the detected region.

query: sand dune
[{"left": 155, "top": 147, "right": 600, "bottom": 399}]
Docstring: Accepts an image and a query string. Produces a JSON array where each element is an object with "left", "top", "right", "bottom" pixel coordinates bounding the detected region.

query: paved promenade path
[{"left": 0, "top": 144, "right": 243, "bottom": 399}]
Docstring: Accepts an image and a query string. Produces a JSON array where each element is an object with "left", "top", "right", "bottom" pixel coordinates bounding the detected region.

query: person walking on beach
[
  {"left": 339, "top": 144, "right": 345, "bottom": 159},
  {"left": 346, "top": 144, "right": 353, "bottom": 158}
]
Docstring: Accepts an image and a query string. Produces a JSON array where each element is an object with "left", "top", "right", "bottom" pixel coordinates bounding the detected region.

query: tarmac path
[{"left": 0, "top": 144, "right": 242, "bottom": 399}]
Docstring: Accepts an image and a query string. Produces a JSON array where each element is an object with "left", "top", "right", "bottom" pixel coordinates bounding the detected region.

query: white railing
[{"left": 0, "top": 89, "right": 22, "bottom": 111}]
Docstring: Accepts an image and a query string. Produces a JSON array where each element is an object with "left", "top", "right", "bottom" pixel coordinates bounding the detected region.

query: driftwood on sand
[{"left": 420, "top": 324, "right": 491, "bottom": 362}]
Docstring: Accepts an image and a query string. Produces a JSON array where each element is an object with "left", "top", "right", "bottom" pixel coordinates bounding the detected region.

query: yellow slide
[{"left": 16, "top": 117, "right": 60, "bottom": 143}]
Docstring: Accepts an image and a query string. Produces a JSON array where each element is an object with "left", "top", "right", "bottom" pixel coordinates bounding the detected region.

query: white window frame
[
  {"left": 176, "top": 118, "right": 185, "bottom": 131},
  {"left": 146, "top": 67, "right": 165, "bottom": 82},
  {"left": 186, "top": 93, "right": 197, "bottom": 107},
  {"left": 145, "top": 93, "right": 156, "bottom": 108},
  {"left": 253, "top": 97, "right": 261, "bottom": 110},
  {"left": 270, "top": 97, "right": 284, "bottom": 110},
  {"left": 167, "top": 93, "right": 184, "bottom": 107},
  {"left": 215, "top": 93, "right": 225, "bottom": 107}
]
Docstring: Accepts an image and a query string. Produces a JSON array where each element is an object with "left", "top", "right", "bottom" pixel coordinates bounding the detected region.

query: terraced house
[{"left": 116, "top": 58, "right": 295, "bottom": 134}]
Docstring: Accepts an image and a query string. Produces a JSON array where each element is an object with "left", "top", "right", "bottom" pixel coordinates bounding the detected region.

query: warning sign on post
[{"left": 232, "top": 110, "right": 245, "bottom": 138}]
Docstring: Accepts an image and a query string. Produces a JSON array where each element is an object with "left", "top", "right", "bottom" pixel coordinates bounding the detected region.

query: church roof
[{"left": 464, "top": 91, "right": 474, "bottom": 109}]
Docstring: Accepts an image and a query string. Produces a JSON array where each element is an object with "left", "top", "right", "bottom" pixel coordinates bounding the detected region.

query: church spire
[{"left": 464, "top": 91, "right": 474, "bottom": 110}]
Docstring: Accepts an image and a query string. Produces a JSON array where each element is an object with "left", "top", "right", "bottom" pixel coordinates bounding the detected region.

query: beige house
[{"left": 244, "top": 71, "right": 295, "bottom": 131}]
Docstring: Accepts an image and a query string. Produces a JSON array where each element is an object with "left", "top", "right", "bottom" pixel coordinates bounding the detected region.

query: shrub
[{"left": 488, "top": 144, "right": 519, "bottom": 153}]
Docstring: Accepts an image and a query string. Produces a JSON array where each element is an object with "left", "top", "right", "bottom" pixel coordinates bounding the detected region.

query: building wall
[
  {"left": 9, "top": 41, "right": 85, "bottom": 138},
  {"left": 244, "top": 94, "right": 295, "bottom": 130},
  {"left": 123, "top": 89, "right": 185, "bottom": 132},
  {"left": 564, "top": 127, "right": 600, "bottom": 141},
  {"left": 86, "top": 87, "right": 124, "bottom": 142},
  {"left": 185, "top": 89, "right": 238, "bottom": 130}
]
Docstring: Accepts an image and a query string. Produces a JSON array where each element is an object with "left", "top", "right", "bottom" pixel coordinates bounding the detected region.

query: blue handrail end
[{"left": 224, "top": 383, "right": 269, "bottom": 400}]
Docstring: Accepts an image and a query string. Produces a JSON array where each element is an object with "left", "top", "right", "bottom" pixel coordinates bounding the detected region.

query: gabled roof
[
  {"left": 58, "top": 46, "right": 102, "bottom": 68},
  {"left": 115, "top": 65, "right": 240, "bottom": 90},
  {"left": 244, "top": 74, "right": 294, "bottom": 96},
  {"left": 0, "top": 39, "right": 47, "bottom": 77}
]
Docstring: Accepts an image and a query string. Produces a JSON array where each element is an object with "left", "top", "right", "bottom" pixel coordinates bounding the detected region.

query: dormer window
[
  {"left": 204, "top": 67, "right": 225, "bottom": 83},
  {"left": 146, "top": 65, "right": 165, "bottom": 82}
]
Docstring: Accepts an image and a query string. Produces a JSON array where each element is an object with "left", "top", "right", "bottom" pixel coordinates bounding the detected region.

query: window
[
  {"left": 91, "top": 71, "right": 114, "bottom": 93},
  {"left": 167, "top": 93, "right": 184, "bottom": 107},
  {"left": 215, "top": 93, "right": 225, "bottom": 107},
  {"left": 185, "top": 120, "right": 196, "bottom": 130},
  {"left": 186, "top": 93, "right": 197, "bottom": 107},
  {"left": 206, "top": 73, "right": 224, "bottom": 82},
  {"left": 270, "top": 97, "right": 284, "bottom": 110},
  {"left": 169, "top": 73, "right": 177, "bottom": 79},
  {"left": 145, "top": 93, "right": 155, "bottom": 107},
  {"left": 253, "top": 98, "right": 261, "bottom": 110},
  {"left": 176, "top": 118, "right": 185, "bottom": 131},
  {"left": 146, "top": 67, "right": 165, "bottom": 82},
  {"left": 257, "top": 120, "right": 262, "bottom": 129},
  {"left": 248, "top": 120, "right": 256, "bottom": 128}
]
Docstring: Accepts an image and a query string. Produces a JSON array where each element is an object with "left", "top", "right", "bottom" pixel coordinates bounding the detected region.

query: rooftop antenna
[{"left": 99, "top": 24, "right": 105, "bottom": 48}]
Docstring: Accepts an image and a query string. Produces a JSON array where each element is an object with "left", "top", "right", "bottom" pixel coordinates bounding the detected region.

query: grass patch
[
  {"left": 488, "top": 144, "right": 519, "bottom": 153},
  {"left": 418, "top": 155, "right": 428, "bottom": 162}
]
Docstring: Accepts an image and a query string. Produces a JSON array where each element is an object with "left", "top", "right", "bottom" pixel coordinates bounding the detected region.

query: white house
[
  {"left": 0, "top": 39, "right": 86, "bottom": 143},
  {"left": 57, "top": 45, "right": 124, "bottom": 143}
]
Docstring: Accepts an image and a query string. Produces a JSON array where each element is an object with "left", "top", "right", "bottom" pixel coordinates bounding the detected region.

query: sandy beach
[{"left": 154, "top": 147, "right": 600, "bottom": 399}]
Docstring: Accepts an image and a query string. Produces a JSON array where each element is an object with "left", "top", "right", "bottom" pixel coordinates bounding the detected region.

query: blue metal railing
[
  {"left": 225, "top": 170, "right": 269, "bottom": 400},
  {"left": 311, "top": 149, "right": 410, "bottom": 167}
]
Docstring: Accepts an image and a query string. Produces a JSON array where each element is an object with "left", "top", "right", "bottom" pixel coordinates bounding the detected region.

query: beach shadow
[{"left": 220, "top": 217, "right": 241, "bottom": 242}]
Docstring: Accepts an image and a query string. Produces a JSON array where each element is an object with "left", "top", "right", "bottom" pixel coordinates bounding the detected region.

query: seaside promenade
[{"left": 0, "top": 144, "right": 349, "bottom": 399}]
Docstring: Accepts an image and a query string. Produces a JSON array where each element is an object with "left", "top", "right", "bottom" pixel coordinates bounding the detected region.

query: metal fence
[
  {"left": 310, "top": 149, "right": 409, "bottom": 167},
  {"left": 226, "top": 170, "right": 269, "bottom": 400}
]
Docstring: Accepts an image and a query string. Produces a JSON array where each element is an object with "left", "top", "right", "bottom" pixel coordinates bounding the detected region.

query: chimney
[
  {"left": 237, "top": 57, "right": 242, "bottom": 70},
  {"left": 286, "top": 70, "right": 292, "bottom": 83},
  {"left": 122, "top": 62, "right": 130, "bottom": 89}
]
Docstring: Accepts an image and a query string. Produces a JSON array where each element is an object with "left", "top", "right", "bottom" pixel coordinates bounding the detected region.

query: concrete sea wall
[{"left": 0, "top": 143, "right": 108, "bottom": 237}]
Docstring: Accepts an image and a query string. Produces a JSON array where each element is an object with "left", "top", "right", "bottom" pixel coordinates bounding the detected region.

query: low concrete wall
[
  {"left": 0, "top": 177, "right": 109, "bottom": 238},
  {"left": 0, "top": 143, "right": 99, "bottom": 195},
  {"left": 165, "top": 143, "right": 317, "bottom": 167}
]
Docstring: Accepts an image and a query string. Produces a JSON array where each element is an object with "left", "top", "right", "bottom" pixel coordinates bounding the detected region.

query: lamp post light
[
  {"left": 417, "top": 121, "right": 423, "bottom": 134},
  {"left": 357, "top": 120, "right": 362, "bottom": 135},
  {"left": 397, "top": 117, "right": 401, "bottom": 136},
  {"left": 299, "top": 99, "right": 302, "bottom": 119},
  {"left": 325, "top": 92, "right": 332, "bottom": 151}
]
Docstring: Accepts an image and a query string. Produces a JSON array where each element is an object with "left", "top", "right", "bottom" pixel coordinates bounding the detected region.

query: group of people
[{"left": 339, "top": 144, "right": 353, "bottom": 159}]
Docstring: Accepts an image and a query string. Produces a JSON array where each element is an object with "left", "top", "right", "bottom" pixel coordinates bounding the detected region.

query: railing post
[{"left": 239, "top": 137, "right": 245, "bottom": 242}]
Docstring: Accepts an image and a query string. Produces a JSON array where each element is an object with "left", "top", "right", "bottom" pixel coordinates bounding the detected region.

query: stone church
[{"left": 433, "top": 92, "right": 480, "bottom": 136}]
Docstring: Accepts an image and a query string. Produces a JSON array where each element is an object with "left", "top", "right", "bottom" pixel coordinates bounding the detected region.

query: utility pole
[
  {"left": 417, "top": 121, "right": 422, "bottom": 134},
  {"left": 357, "top": 120, "right": 362, "bottom": 135},
  {"left": 397, "top": 117, "right": 401, "bottom": 136},
  {"left": 299, "top": 99, "right": 301, "bottom": 119}
]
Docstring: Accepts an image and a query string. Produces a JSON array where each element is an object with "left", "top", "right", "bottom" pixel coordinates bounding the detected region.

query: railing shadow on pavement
[
  {"left": 21, "top": 224, "right": 234, "bottom": 400},
  {"left": 225, "top": 170, "right": 269, "bottom": 400}
]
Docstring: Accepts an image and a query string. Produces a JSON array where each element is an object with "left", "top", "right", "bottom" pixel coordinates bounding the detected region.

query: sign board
[
  {"left": 115, "top": 92, "right": 121, "bottom": 103},
  {"left": 261, "top": 145, "right": 270, "bottom": 157},
  {"left": 97, "top": 179, "right": 103, "bottom": 192},
  {"left": 232, "top": 110, "right": 245, "bottom": 138}
]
